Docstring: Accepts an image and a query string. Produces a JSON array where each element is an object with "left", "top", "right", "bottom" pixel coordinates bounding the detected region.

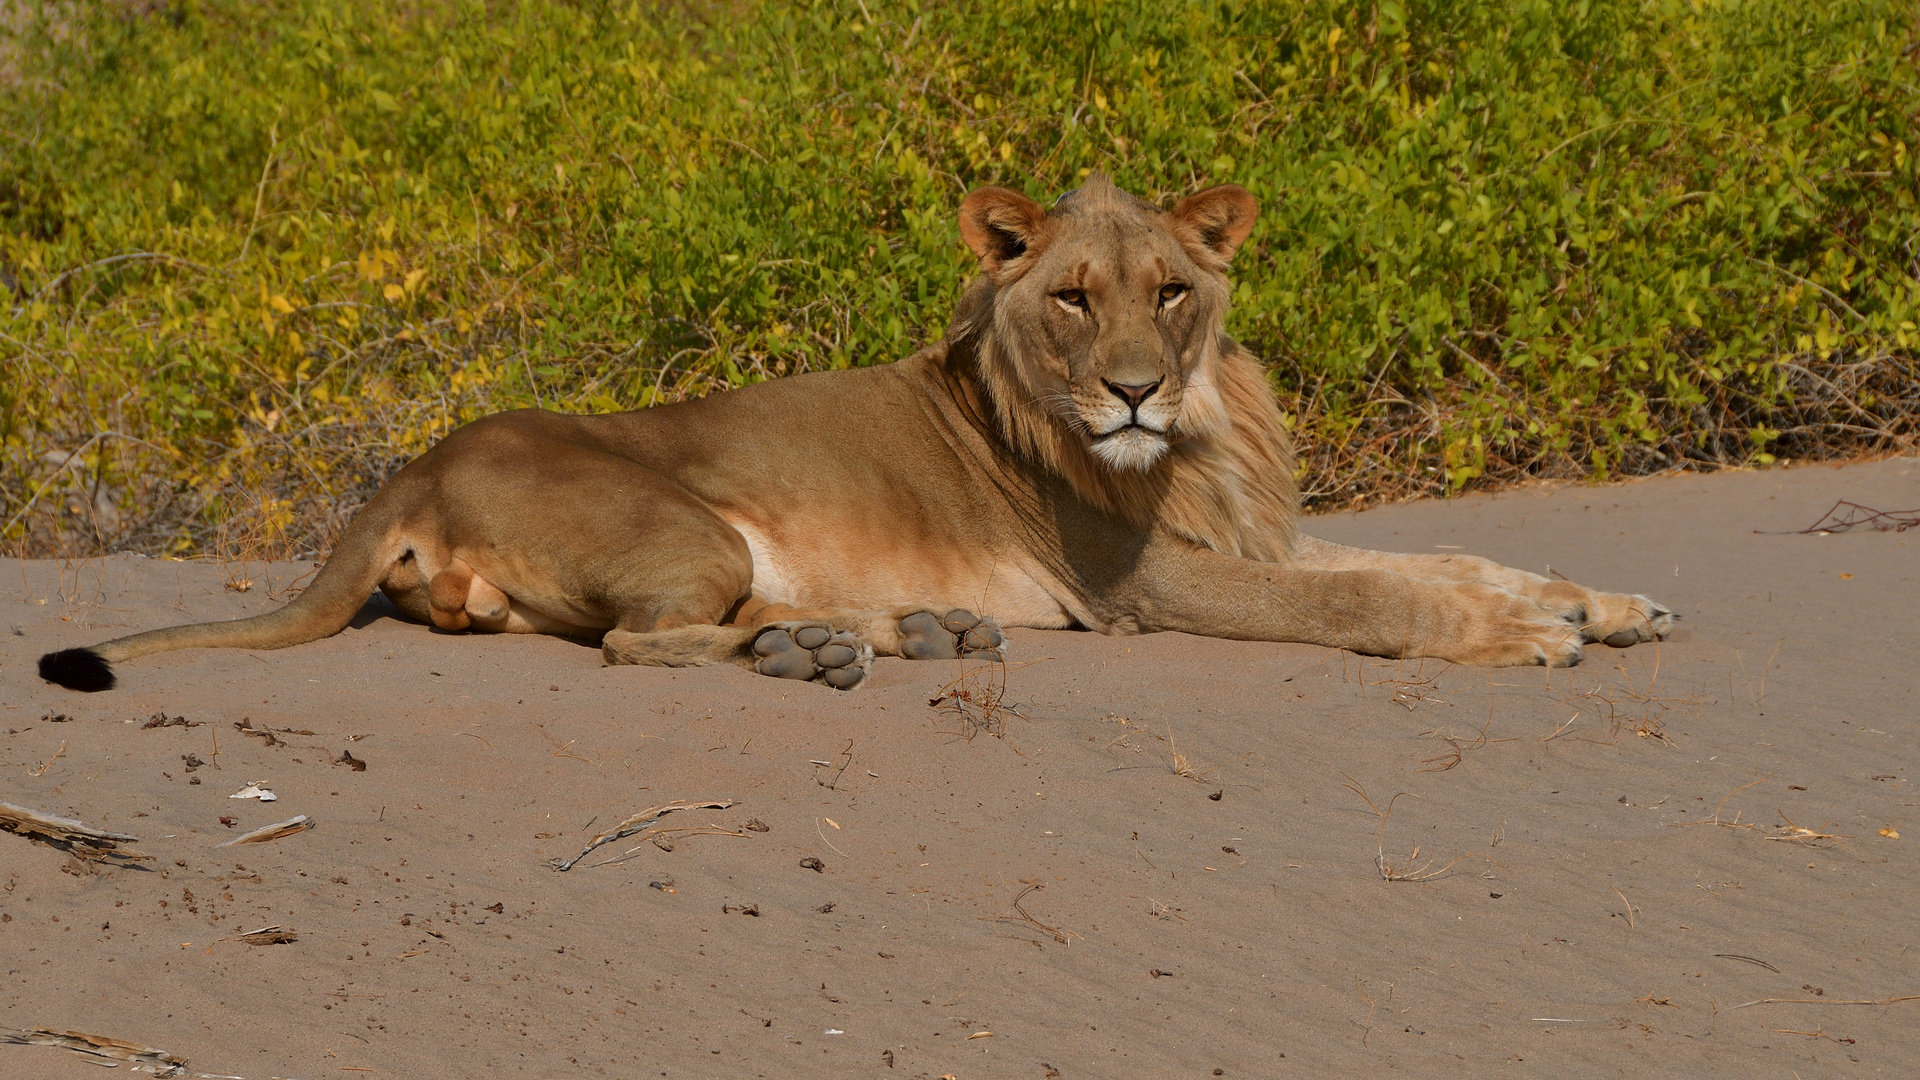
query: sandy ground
[{"left": 2, "top": 457, "right": 1917, "bottom": 1080}]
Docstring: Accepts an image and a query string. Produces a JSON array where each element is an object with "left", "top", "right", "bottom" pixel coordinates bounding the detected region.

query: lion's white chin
[{"left": 1090, "top": 428, "right": 1169, "bottom": 471}]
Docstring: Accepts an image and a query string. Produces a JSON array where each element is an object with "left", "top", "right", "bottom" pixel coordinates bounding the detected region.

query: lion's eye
[
  {"left": 1159, "top": 283, "right": 1187, "bottom": 304},
  {"left": 1055, "top": 289, "right": 1087, "bottom": 309}
]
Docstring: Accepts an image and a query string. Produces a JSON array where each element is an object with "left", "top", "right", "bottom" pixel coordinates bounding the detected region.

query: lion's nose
[{"left": 1104, "top": 379, "right": 1161, "bottom": 409}]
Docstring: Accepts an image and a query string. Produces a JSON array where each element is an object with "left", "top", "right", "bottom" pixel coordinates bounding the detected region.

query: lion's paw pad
[
  {"left": 898, "top": 609, "right": 1006, "bottom": 662},
  {"left": 753, "top": 624, "right": 872, "bottom": 690}
]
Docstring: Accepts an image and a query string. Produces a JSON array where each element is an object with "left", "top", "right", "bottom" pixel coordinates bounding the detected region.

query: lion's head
[
  {"left": 946, "top": 174, "right": 1294, "bottom": 561},
  {"left": 955, "top": 173, "right": 1258, "bottom": 473}
]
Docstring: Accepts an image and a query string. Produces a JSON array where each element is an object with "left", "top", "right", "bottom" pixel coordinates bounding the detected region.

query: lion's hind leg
[
  {"left": 603, "top": 624, "right": 756, "bottom": 669},
  {"left": 405, "top": 556, "right": 596, "bottom": 636}
]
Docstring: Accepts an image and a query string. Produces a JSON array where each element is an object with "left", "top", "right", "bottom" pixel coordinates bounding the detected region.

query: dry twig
[
  {"left": 1766, "top": 499, "right": 1920, "bottom": 535},
  {"left": 553, "top": 799, "right": 736, "bottom": 871},
  {"left": 930, "top": 658, "right": 1039, "bottom": 742},
  {"left": 217, "top": 814, "right": 314, "bottom": 847},
  {"left": 1417, "top": 713, "right": 1509, "bottom": 772},
  {"left": 1734, "top": 994, "right": 1920, "bottom": 1009},
  {"left": 0, "top": 801, "right": 147, "bottom": 862},
  {"left": 0, "top": 1027, "right": 188, "bottom": 1075},
  {"left": 1611, "top": 886, "right": 1636, "bottom": 930},
  {"left": 1765, "top": 812, "right": 1849, "bottom": 847},
  {"left": 976, "top": 883, "right": 1077, "bottom": 945},
  {"left": 25, "top": 740, "right": 66, "bottom": 777}
]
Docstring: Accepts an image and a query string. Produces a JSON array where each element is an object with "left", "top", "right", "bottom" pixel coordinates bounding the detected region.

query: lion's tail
[{"left": 37, "top": 499, "right": 408, "bottom": 693}]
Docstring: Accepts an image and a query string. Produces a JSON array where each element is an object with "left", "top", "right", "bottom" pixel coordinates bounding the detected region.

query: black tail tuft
[{"left": 38, "top": 648, "right": 115, "bottom": 692}]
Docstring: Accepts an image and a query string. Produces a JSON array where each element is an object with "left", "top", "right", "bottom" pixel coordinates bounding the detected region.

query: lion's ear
[
  {"left": 1171, "top": 184, "right": 1259, "bottom": 263},
  {"left": 959, "top": 187, "right": 1048, "bottom": 274}
]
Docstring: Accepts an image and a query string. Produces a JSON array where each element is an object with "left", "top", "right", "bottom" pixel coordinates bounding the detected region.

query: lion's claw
[{"left": 1595, "top": 595, "right": 1676, "bottom": 648}]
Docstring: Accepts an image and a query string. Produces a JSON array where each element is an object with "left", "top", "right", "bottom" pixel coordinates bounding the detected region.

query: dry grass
[
  {"left": 1288, "top": 352, "right": 1920, "bottom": 516},
  {"left": 1103, "top": 720, "right": 1251, "bottom": 784},
  {"left": 1611, "top": 886, "right": 1637, "bottom": 930},
  {"left": 1338, "top": 772, "right": 1484, "bottom": 883},
  {"left": 1417, "top": 715, "right": 1513, "bottom": 772},
  {"left": 1674, "top": 772, "right": 1776, "bottom": 831},
  {"left": 23, "top": 739, "right": 64, "bottom": 777},
  {"left": 976, "top": 883, "right": 1078, "bottom": 946},
  {"left": 1353, "top": 977, "right": 1379, "bottom": 1045},
  {"left": 1161, "top": 724, "right": 1251, "bottom": 783},
  {"left": 1544, "top": 663, "right": 1707, "bottom": 749},
  {"left": 1735, "top": 994, "right": 1920, "bottom": 1009},
  {"left": 929, "top": 658, "right": 1034, "bottom": 743},
  {"left": 1764, "top": 812, "right": 1851, "bottom": 849}
]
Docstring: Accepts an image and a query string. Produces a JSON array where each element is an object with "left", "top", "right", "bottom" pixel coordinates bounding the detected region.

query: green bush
[{"left": 2, "top": 0, "right": 1915, "bottom": 556}]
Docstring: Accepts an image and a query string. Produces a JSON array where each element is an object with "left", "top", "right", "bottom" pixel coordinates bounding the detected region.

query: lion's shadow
[{"left": 348, "top": 591, "right": 407, "bottom": 630}]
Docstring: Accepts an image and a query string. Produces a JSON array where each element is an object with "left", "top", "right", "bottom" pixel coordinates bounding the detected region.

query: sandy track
[{"left": 3, "top": 457, "right": 1916, "bottom": 1079}]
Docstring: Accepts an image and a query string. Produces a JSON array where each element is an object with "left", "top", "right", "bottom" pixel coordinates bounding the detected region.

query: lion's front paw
[
  {"left": 1445, "top": 585, "right": 1586, "bottom": 668},
  {"left": 1590, "top": 593, "right": 1676, "bottom": 648},
  {"left": 753, "top": 623, "right": 873, "bottom": 690},
  {"left": 897, "top": 609, "right": 1006, "bottom": 662},
  {"left": 1534, "top": 582, "right": 1675, "bottom": 651}
]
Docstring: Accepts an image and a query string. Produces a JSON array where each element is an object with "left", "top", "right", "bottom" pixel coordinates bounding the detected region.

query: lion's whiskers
[{"left": 1035, "top": 390, "right": 1092, "bottom": 433}]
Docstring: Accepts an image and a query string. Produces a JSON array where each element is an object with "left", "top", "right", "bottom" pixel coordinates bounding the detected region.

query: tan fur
[
  {"left": 44, "top": 175, "right": 1670, "bottom": 694},
  {"left": 952, "top": 180, "right": 1298, "bottom": 565}
]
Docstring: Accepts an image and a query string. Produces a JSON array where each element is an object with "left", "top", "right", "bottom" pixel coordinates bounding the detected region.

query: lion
[{"left": 37, "top": 174, "right": 1671, "bottom": 694}]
